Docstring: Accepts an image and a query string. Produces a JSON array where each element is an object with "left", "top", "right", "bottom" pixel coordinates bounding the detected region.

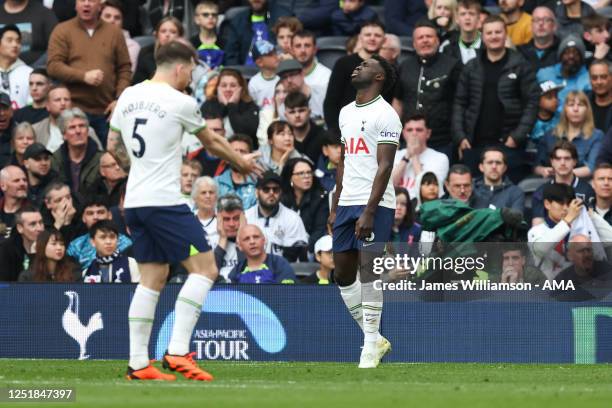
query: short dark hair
[
  {"left": 292, "top": 30, "right": 316, "bottom": 46},
  {"left": 482, "top": 15, "right": 506, "bottom": 30},
  {"left": 284, "top": 91, "right": 310, "bottom": 109},
  {"left": 15, "top": 205, "right": 40, "bottom": 226},
  {"left": 371, "top": 53, "right": 396, "bottom": 96},
  {"left": 155, "top": 41, "right": 196, "bottom": 67},
  {"left": 480, "top": 146, "right": 507, "bottom": 165},
  {"left": 448, "top": 164, "right": 471, "bottom": 177},
  {"left": 0, "top": 24, "right": 20, "bottom": 41},
  {"left": 594, "top": 162, "right": 612, "bottom": 173},
  {"left": 413, "top": 17, "right": 439, "bottom": 35},
  {"left": 43, "top": 181, "right": 69, "bottom": 201},
  {"left": 457, "top": 0, "right": 482, "bottom": 12},
  {"left": 403, "top": 113, "right": 429, "bottom": 129},
  {"left": 89, "top": 220, "right": 119, "bottom": 238},
  {"left": 582, "top": 13, "right": 610, "bottom": 32},
  {"left": 200, "top": 102, "right": 224, "bottom": 120},
  {"left": 228, "top": 133, "right": 253, "bottom": 152},
  {"left": 543, "top": 183, "right": 575, "bottom": 204},
  {"left": 30, "top": 68, "right": 49, "bottom": 79},
  {"left": 322, "top": 131, "right": 341, "bottom": 146},
  {"left": 101, "top": 0, "right": 124, "bottom": 14},
  {"left": 360, "top": 20, "right": 385, "bottom": 33},
  {"left": 217, "top": 193, "right": 244, "bottom": 212},
  {"left": 549, "top": 140, "right": 578, "bottom": 161},
  {"left": 267, "top": 120, "right": 292, "bottom": 140},
  {"left": 83, "top": 196, "right": 110, "bottom": 211}
]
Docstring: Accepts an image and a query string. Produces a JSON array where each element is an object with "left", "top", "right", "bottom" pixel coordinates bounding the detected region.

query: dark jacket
[
  {"left": 0, "top": 125, "right": 14, "bottom": 169},
  {"left": 517, "top": 37, "right": 560, "bottom": 73},
  {"left": 294, "top": 0, "right": 337, "bottom": 34},
  {"left": 596, "top": 126, "right": 612, "bottom": 166},
  {"left": 27, "top": 170, "right": 59, "bottom": 209},
  {"left": 222, "top": 2, "right": 292, "bottom": 66},
  {"left": 471, "top": 177, "right": 525, "bottom": 212},
  {"left": 384, "top": 0, "right": 427, "bottom": 37},
  {"left": 281, "top": 186, "right": 329, "bottom": 252},
  {"left": 452, "top": 49, "right": 540, "bottom": 147},
  {"left": 82, "top": 177, "right": 127, "bottom": 208},
  {"left": 51, "top": 138, "right": 103, "bottom": 201},
  {"left": 0, "top": 230, "right": 30, "bottom": 281},
  {"left": 330, "top": 6, "right": 379, "bottom": 36},
  {"left": 395, "top": 51, "right": 462, "bottom": 147},
  {"left": 200, "top": 99, "right": 260, "bottom": 148},
  {"left": 555, "top": 2, "right": 595, "bottom": 39},
  {"left": 294, "top": 121, "right": 327, "bottom": 164},
  {"left": 132, "top": 44, "right": 156, "bottom": 85}
]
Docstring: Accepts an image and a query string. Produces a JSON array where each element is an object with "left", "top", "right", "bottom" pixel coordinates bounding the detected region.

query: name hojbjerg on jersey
[{"left": 121, "top": 101, "right": 167, "bottom": 119}]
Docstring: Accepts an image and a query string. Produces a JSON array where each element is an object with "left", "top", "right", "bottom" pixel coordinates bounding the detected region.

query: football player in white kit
[
  {"left": 328, "top": 54, "right": 402, "bottom": 368},
  {"left": 109, "top": 41, "right": 261, "bottom": 381}
]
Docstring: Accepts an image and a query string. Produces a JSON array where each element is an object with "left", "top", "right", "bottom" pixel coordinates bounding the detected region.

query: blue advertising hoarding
[{"left": 1, "top": 284, "right": 611, "bottom": 364}]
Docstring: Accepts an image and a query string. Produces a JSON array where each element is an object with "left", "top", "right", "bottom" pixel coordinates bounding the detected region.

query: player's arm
[
  {"left": 196, "top": 126, "right": 263, "bottom": 176},
  {"left": 355, "top": 143, "right": 397, "bottom": 240},
  {"left": 327, "top": 144, "right": 345, "bottom": 233}
]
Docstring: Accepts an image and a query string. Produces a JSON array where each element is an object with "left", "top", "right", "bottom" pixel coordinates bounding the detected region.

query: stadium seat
[
  {"left": 224, "top": 65, "right": 259, "bottom": 81},
  {"left": 370, "top": 5, "right": 385, "bottom": 24},
  {"left": 223, "top": 6, "right": 249, "bottom": 21},
  {"left": 517, "top": 177, "right": 547, "bottom": 194},
  {"left": 484, "top": 6, "right": 501, "bottom": 15},
  {"left": 133, "top": 35, "right": 155, "bottom": 49},
  {"left": 290, "top": 262, "right": 319, "bottom": 277},
  {"left": 317, "top": 36, "right": 348, "bottom": 70}
]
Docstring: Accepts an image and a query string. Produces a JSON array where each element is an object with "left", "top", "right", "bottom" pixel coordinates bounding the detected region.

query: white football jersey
[
  {"left": 110, "top": 81, "right": 206, "bottom": 208},
  {"left": 338, "top": 95, "right": 402, "bottom": 209}
]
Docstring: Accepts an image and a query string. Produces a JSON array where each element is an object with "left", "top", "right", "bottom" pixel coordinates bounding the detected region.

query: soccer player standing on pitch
[
  {"left": 109, "top": 41, "right": 262, "bottom": 381},
  {"left": 328, "top": 54, "right": 401, "bottom": 368}
]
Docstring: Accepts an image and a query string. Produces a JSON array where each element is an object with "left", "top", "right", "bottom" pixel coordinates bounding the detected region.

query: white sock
[
  {"left": 361, "top": 281, "right": 383, "bottom": 348},
  {"left": 167, "top": 274, "right": 214, "bottom": 356},
  {"left": 339, "top": 279, "right": 363, "bottom": 331},
  {"left": 128, "top": 285, "right": 159, "bottom": 370}
]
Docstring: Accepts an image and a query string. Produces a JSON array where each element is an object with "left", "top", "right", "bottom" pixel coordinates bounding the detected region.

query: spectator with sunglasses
[
  {"left": 190, "top": 1, "right": 224, "bottom": 69},
  {"left": 245, "top": 171, "right": 309, "bottom": 262}
]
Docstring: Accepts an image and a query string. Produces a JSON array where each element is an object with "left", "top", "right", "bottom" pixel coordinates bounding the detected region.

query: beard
[{"left": 260, "top": 199, "right": 279, "bottom": 212}]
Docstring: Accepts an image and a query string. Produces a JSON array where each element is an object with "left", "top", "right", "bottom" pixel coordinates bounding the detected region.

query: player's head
[
  {"left": 350, "top": 53, "right": 396, "bottom": 95},
  {"left": 155, "top": 41, "right": 197, "bottom": 91}
]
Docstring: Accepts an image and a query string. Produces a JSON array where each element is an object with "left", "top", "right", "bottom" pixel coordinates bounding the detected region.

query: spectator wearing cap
[
  {"left": 0, "top": 165, "right": 29, "bottom": 239},
  {"left": 529, "top": 80, "right": 564, "bottom": 144},
  {"left": 47, "top": 0, "right": 132, "bottom": 147},
  {"left": 67, "top": 197, "right": 132, "bottom": 271},
  {"left": 222, "top": 0, "right": 291, "bottom": 66},
  {"left": 248, "top": 40, "right": 280, "bottom": 110},
  {"left": 200, "top": 68, "right": 259, "bottom": 146},
  {"left": 214, "top": 193, "right": 245, "bottom": 282},
  {"left": 245, "top": 170, "right": 309, "bottom": 262},
  {"left": 82, "top": 219, "right": 139, "bottom": 283},
  {"left": 284, "top": 91, "right": 327, "bottom": 164},
  {"left": 23, "top": 142, "right": 57, "bottom": 208},
  {"left": 323, "top": 21, "right": 389, "bottom": 132},
  {"left": 214, "top": 134, "right": 257, "bottom": 209},
  {"left": 0, "top": 24, "right": 32, "bottom": 110},
  {"left": 277, "top": 58, "right": 323, "bottom": 120},
  {"left": 301, "top": 234, "right": 335, "bottom": 284},
  {"left": 13, "top": 68, "right": 51, "bottom": 125},
  {"left": 0, "top": 92, "right": 15, "bottom": 168},
  {"left": 51, "top": 107, "right": 102, "bottom": 199},
  {"left": 453, "top": 15, "right": 539, "bottom": 183},
  {"left": 393, "top": 18, "right": 461, "bottom": 162},
  {"left": 537, "top": 35, "right": 591, "bottom": 113},
  {"left": 0, "top": 0, "right": 57, "bottom": 65},
  {"left": 331, "top": 0, "right": 379, "bottom": 36},
  {"left": 555, "top": 0, "right": 595, "bottom": 40},
  {"left": 229, "top": 223, "right": 297, "bottom": 284},
  {"left": 518, "top": 7, "right": 560, "bottom": 74},
  {"left": 291, "top": 30, "right": 331, "bottom": 108},
  {"left": 33, "top": 84, "right": 102, "bottom": 153},
  {"left": 190, "top": 1, "right": 224, "bottom": 70},
  {"left": 280, "top": 157, "right": 329, "bottom": 253},
  {"left": 315, "top": 132, "right": 341, "bottom": 194},
  {"left": 588, "top": 59, "right": 612, "bottom": 133}
]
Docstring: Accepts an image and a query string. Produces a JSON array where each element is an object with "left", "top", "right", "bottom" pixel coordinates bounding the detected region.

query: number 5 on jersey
[{"left": 131, "top": 118, "right": 148, "bottom": 158}]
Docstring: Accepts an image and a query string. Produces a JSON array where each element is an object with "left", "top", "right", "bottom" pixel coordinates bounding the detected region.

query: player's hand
[
  {"left": 355, "top": 210, "right": 374, "bottom": 241},
  {"left": 237, "top": 151, "right": 264, "bottom": 178},
  {"left": 327, "top": 211, "right": 336, "bottom": 235},
  {"left": 563, "top": 198, "right": 584, "bottom": 225},
  {"left": 84, "top": 69, "right": 104, "bottom": 86},
  {"left": 458, "top": 139, "right": 471, "bottom": 160}
]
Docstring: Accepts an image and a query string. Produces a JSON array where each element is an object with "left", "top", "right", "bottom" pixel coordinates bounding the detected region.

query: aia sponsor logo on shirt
[{"left": 345, "top": 137, "right": 370, "bottom": 155}]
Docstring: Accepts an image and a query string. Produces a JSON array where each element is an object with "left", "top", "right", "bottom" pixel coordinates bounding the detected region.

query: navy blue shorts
[
  {"left": 332, "top": 205, "right": 394, "bottom": 253},
  {"left": 125, "top": 205, "right": 211, "bottom": 263}
]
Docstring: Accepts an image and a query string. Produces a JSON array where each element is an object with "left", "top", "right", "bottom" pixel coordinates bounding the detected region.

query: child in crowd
[
  {"left": 301, "top": 235, "right": 335, "bottom": 284},
  {"left": 272, "top": 16, "right": 304, "bottom": 60},
  {"left": 191, "top": 0, "right": 224, "bottom": 69},
  {"left": 315, "top": 132, "right": 341, "bottom": 194},
  {"left": 530, "top": 80, "right": 564, "bottom": 145},
  {"left": 248, "top": 40, "right": 280, "bottom": 110}
]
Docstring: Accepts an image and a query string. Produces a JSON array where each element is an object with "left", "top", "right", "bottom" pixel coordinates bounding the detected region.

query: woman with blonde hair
[
  {"left": 428, "top": 0, "right": 458, "bottom": 43},
  {"left": 536, "top": 91, "right": 603, "bottom": 178}
]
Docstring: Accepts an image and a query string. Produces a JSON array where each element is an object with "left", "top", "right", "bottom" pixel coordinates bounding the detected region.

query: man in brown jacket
[{"left": 47, "top": 0, "right": 131, "bottom": 148}]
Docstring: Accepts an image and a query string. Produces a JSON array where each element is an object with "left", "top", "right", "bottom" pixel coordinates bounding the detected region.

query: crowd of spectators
[{"left": 0, "top": 0, "right": 612, "bottom": 293}]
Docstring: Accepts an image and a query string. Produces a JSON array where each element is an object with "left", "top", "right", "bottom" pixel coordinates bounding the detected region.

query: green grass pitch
[{"left": 1, "top": 360, "right": 612, "bottom": 407}]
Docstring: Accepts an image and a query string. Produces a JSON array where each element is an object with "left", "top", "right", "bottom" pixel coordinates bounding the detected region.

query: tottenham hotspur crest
[{"left": 361, "top": 121, "right": 366, "bottom": 132}]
